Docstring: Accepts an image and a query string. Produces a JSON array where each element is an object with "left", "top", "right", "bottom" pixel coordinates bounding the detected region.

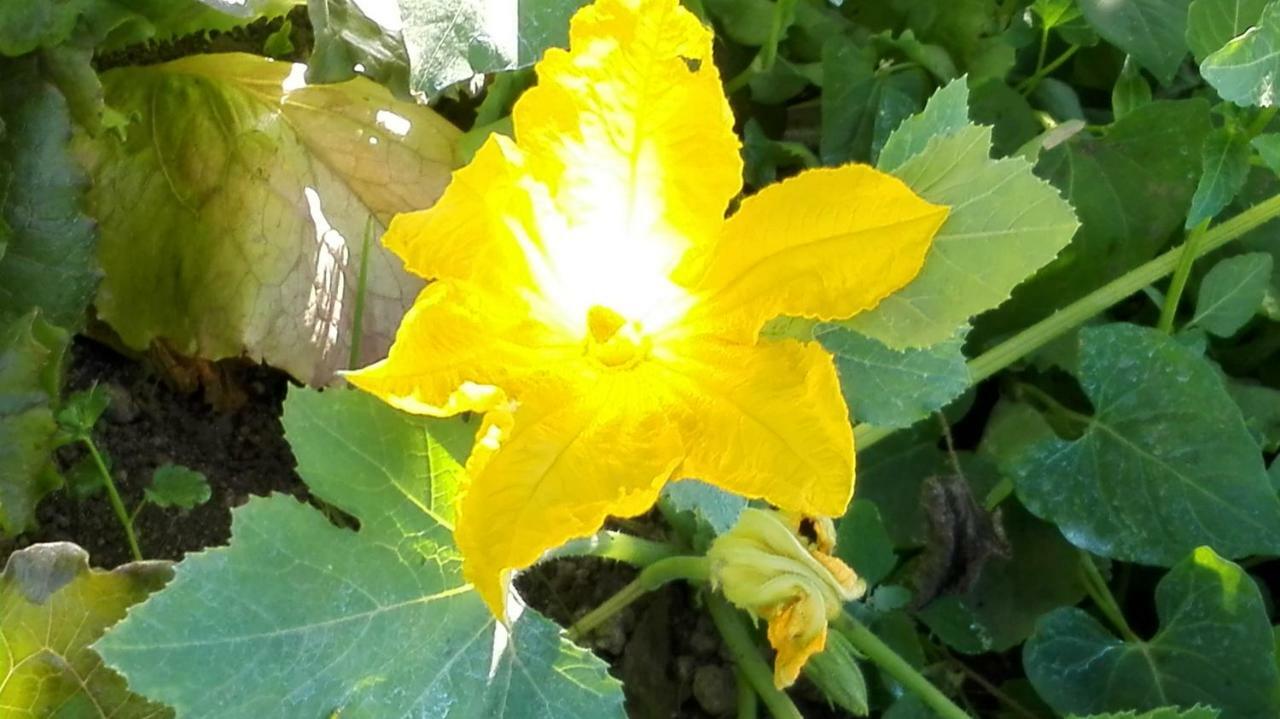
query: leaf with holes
[{"left": 95, "top": 388, "right": 625, "bottom": 719}]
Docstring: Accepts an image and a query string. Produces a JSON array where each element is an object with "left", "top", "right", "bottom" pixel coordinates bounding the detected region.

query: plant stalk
[
  {"left": 707, "top": 595, "right": 804, "bottom": 719},
  {"left": 835, "top": 613, "right": 972, "bottom": 719},
  {"left": 735, "top": 667, "right": 759, "bottom": 719},
  {"left": 1078, "top": 551, "right": 1140, "bottom": 643},
  {"left": 1157, "top": 220, "right": 1208, "bottom": 333},
  {"left": 566, "top": 555, "right": 709, "bottom": 640},
  {"left": 854, "top": 191, "right": 1280, "bottom": 452},
  {"left": 83, "top": 439, "right": 142, "bottom": 562}
]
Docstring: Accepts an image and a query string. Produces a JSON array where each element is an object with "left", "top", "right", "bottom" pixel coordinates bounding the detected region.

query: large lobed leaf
[
  {"left": 1025, "top": 547, "right": 1280, "bottom": 718},
  {"left": 96, "top": 388, "right": 626, "bottom": 718},
  {"left": 1009, "top": 323, "right": 1280, "bottom": 565},
  {"left": 77, "top": 53, "right": 458, "bottom": 385},
  {"left": 840, "top": 78, "right": 1079, "bottom": 349},
  {"left": 0, "top": 542, "right": 173, "bottom": 718}
]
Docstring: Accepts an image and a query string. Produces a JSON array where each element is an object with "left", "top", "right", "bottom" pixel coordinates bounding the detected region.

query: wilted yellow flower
[
  {"left": 347, "top": 0, "right": 946, "bottom": 617},
  {"left": 709, "top": 508, "right": 866, "bottom": 688}
]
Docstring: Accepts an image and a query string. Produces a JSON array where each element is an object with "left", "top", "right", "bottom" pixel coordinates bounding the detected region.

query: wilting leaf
[
  {"left": 78, "top": 53, "right": 458, "bottom": 385},
  {"left": 0, "top": 542, "right": 173, "bottom": 718}
]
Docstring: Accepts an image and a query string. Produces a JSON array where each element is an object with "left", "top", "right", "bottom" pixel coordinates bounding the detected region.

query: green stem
[
  {"left": 835, "top": 613, "right": 972, "bottom": 719},
  {"left": 724, "top": 60, "right": 758, "bottom": 94},
  {"left": 854, "top": 191, "right": 1280, "bottom": 453},
  {"left": 1034, "top": 26, "right": 1050, "bottom": 81},
  {"left": 1017, "top": 44, "right": 1080, "bottom": 95},
  {"left": 735, "top": 667, "right": 759, "bottom": 719},
  {"left": 760, "top": 0, "right": 797, "bottom": 72},
  {"left": 707, "top": 595, "right": 804, "bottom": 719},
  {"left": 543, "top": 531, "right": 681, "bottom": 567},
  {"left": 1157, "top": 220, "right": 1208, "bottom": 333},
  {"left": 83, "top": 439, "right": 142, "bottom": 562},
  {"left": 1078, "top": 551, "right": 1140, "bottom": 643},
  {"left": 567, "top": 556, "right": 709, "bottom": 640},
  {"left": 348, "top": 215, "right": 374, "bottom": 370},
  {"left": 1247, "top": 107, "right": 1277, "bottom": 138}
]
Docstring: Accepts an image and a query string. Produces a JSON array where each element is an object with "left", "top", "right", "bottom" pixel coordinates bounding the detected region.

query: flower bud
[{"left": 708, "top": 508, "right": 866, "bottom": 688}]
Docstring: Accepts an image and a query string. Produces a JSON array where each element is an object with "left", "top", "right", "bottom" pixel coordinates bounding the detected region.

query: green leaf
[
  {"left": 78, "top": 54, "right": 459, "bottom": 385},
  {"left": 0, "top": 312, "right": 68, "bottom": 535},
  {"left": 1024, "top": 547, "right": 1280, "bottom": 718},
  {"left": 835, "top": 500, "right": 897, "bottom": 586},
  {"left": 1010, "top": 323, "right": 1280, "bottom": 565},
  {"left": 1186, "top": 0, "right": 1270, "bottom": 61},
  {"left": 1190, "top": 252, "right": 1273, "bottom": 335},
  {"left": 841, "top": 80, "right": 1080, "bottom": 349},
  {"left": 91, "top": 0, "right": 301, "bottom": 52},
  {"left": 306, "top": 0, "right": 412, "bottom": 93},
  {"left": 0, "top": 542, "right": 173, "bottom": 718},
  {"left": 56, "top": 384, "right": 110, "bottom": 440},
  {"left": 820, "top": 40, "right": 928, "bottom": 165},
  {"left": 816, "top": 324, "right": 970, "bottom": 428},
  {"left": 990, "top": 100, "right": 1209, "bottom": 331},
  {"left": 1112, "top": 56, "right": 1152, "bottom": 119},
  {"left": 854, "top": 427, "right": 954, "bottom": 549},
  {"left": 703, "top": 0, "right": 776, "bottom": 46},
  {"left": 97, "top": 388, "right": 625, "bottom": 718},
  {"left": 144, "top": 464, "right": 211, "bottom": 510},
  {"left": 1071, "top": 708, "right": 1221, "bottom": 719},
  {"left": 1033, "top": 0, "right": 1084, "bottom": 28},
  {"left": 1188, "top": 128, "right": 1253, "bottom": 228},
  {"left": 877, "top": 76, "right": 970, "bottom": 174},
  {"left": 1201, "top": 0, "right": 1280, "bottom": 107},
  {"left": 398, "top": 0, "right": 588, "bottom": 97},
  {"left": 1077, "top": 0, "right": 1191, "bottom": 83},
  {"left": 661, "top": 479, "right": 746, "bottom": 536},
  {"left": 1251, "top": 132, "right": 1280, "bottom": 172},
  {"left": 0, "top": 57, "right": 97, "bottom": 329},
  {"left": 1227, "top": 378, "right": 1280, "bottom": 451},
  {"left": 0, "top": 0, "right": 92, "bottom": 56}
]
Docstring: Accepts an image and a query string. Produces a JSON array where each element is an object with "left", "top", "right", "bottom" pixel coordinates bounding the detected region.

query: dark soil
[{"left": 11, "top": 337, "right": 305, "bottom": 566}]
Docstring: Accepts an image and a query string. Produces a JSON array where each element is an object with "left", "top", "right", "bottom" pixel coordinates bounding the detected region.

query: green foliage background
[{"left": 3, "top": 0, "right": 1280, "bottom": 717}]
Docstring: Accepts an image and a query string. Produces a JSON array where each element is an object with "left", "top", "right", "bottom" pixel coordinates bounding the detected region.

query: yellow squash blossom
[
  {"left": 347, "top": 0, "right": 947, "bottom": 618},
  {"left": 708, "top": 508, "right": 866, "bottom": 687}
]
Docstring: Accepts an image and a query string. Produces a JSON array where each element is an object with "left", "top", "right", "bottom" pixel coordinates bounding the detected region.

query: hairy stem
[
  {"left": 707, "top": 595, "right": 804, "bottom": 719},
  {"left": 566, "top": 556, "right": 709, "bottom": 640},
  {"left": 855, "top": 191, "right": 1280, "bottom": 452},
  {"left": 84, "top": 439, "right": 142, "bottom": 562},
  {"left": 835, "top": 613, "right": 972, "bottom": 719}
]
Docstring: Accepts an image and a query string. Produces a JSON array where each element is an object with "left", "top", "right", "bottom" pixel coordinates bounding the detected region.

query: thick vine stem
[
  {"left": 566, "top": 555, "right": 709, "bottom": 641},
  {"left": 707, "top": 595, "right": 804, "bottom": 719},
  {"left": 834, "top": 613, "right": 972, "bottom": 719},
  {"left": 855, "top": 191, "right": 1280, "bottom": 452}
]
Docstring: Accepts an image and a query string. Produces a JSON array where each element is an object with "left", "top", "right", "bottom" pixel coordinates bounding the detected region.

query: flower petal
[
  {"left": 344, "top": 280, "right": 575, "bottom": 416},
  {"left": 657, "top": 336, "right": 854, "bottom": 517},
  {"left": 687, "top": 164, "right": 948, "bottom": 339},
  {"left": 512, "top": 0, "right": 742, "bottom": 261},
  {"left": 768, "top": 600, "right": 829, "bottom": 688},
  {"left": 456, "top": 370, "right": 684, "bottom": 617},
  {"left": 381, "top": 135, "right": 543, "bottom": 296}
]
